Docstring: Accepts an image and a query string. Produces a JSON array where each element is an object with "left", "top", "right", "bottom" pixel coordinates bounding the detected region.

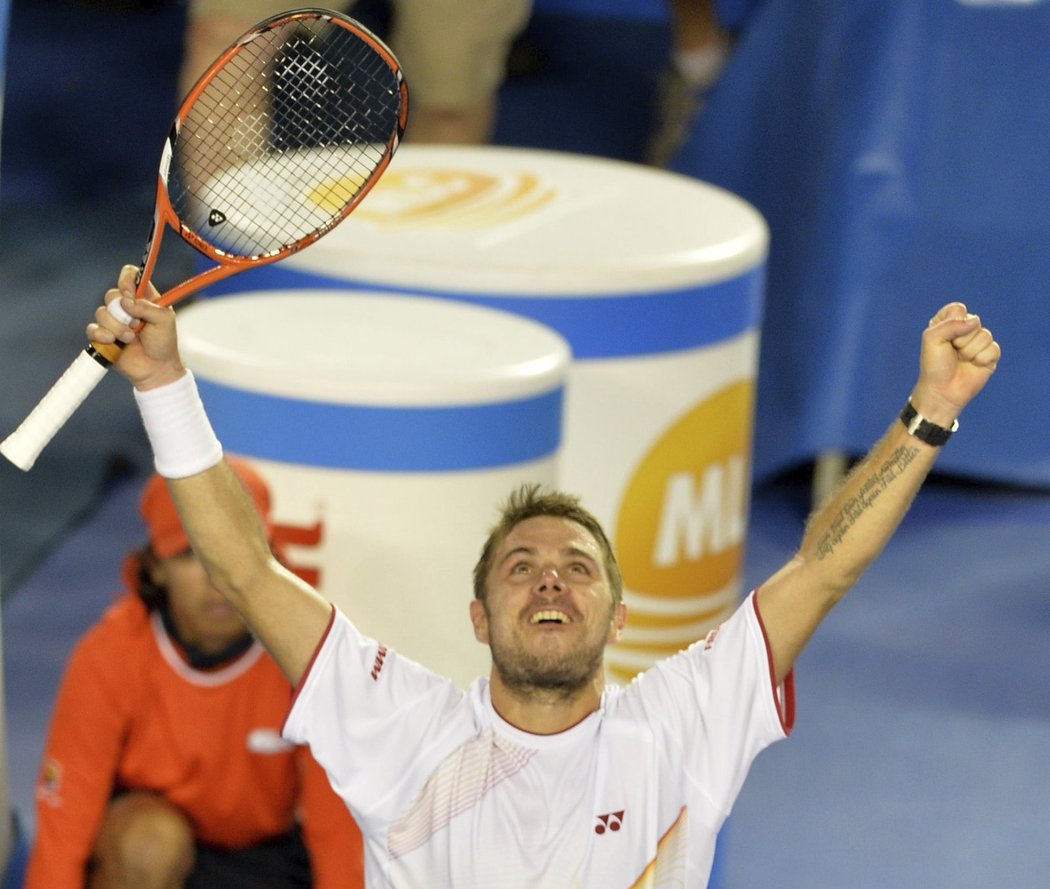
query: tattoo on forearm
[{"left": 815, "top": 445, "right": 920, "bottom": 559}]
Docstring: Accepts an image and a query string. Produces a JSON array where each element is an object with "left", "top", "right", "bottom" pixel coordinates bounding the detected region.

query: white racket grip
[{"left": 0, "top": 349, "right": 111, "bottom": 470}]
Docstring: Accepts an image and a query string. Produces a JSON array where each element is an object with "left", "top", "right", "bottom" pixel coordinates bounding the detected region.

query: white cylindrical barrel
[
  {"left": 204, "top": 146, "right": 769, "bottom": 683},
  {"left": 178, "top": 290, "right": 571, "bottom": 688}
]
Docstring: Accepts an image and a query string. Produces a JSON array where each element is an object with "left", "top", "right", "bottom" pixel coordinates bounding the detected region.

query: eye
[
  {"left": 568, "top": 562, "right": 590, "bottom": 575},
  {"left": 510, "top": 561, "right": 531, "bottom": 574}
]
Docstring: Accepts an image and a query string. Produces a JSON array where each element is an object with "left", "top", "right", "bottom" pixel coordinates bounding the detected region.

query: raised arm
[
  {"left": 89, "top": 266, "right": 332, "bottom": 685},
  {"left": 756, "top": 302, "right": 1000, "bottom": 684}
]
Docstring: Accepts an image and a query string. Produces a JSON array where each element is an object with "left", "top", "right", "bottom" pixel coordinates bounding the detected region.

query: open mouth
[{"left": 529, "top": 610, "right": 571, "bottom": 625}]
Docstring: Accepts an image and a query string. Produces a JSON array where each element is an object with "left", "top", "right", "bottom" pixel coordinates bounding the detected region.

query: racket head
[{"left": 148, "top": 8, "right": 408, "bottom": 305}]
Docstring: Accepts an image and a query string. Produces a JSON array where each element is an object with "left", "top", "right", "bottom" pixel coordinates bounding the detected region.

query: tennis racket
[{"left": 1, "top": 7, "right": 408, "bottom": 471}]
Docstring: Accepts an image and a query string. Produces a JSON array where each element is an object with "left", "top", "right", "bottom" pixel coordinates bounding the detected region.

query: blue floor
[
  {"left": 724, "top": 476, "right": 1050, "bottom": 888},
  {"left": 4, "top": 2, "right": 1050, "bottom": 887}
]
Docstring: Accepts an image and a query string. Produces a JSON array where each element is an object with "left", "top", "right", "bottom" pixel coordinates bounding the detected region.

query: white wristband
[{"left": 133, "top": 371, "right": 223, "bottom": 478}]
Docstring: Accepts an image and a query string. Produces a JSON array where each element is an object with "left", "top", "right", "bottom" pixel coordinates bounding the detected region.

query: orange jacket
[{"left": 25, "top": 586, "right": 362, "bottom": 888}]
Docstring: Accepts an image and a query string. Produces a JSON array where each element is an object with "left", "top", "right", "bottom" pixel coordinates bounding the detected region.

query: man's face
[
  {"left": 154, "top": 551, "right": 248, "bottom": 654},
  {"left": 470, "top": 515, "right": 626, "bottom": 695}
]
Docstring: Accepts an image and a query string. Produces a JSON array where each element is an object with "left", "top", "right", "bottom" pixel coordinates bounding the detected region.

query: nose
[{"left": 534, "top": 566, "right": 564, "bottom": 593}]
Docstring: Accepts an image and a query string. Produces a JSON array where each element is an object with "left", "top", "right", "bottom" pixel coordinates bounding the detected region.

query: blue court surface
[{"left": 3, "top": 2, "right": 1049, "bottom": 887}]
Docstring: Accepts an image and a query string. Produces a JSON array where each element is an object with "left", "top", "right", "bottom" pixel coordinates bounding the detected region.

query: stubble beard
[{"left": 488, "top": 619, "right": 608, "bottom": 701}]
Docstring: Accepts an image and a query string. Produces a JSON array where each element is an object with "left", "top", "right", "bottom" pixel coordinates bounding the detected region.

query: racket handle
[{"left": 0, "top": 349, "right": 112, "bottom": 471}]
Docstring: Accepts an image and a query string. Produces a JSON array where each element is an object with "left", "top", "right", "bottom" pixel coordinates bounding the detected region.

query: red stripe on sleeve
[{"left": 750, "top": 590, "right": 796, "bottom": 735}]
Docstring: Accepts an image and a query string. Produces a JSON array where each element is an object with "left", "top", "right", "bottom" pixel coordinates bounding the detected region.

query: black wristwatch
[{"left": 899, "top": 400, "right": 958, "bottom": 446}]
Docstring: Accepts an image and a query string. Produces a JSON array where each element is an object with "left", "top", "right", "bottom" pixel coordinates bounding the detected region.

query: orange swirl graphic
[{"left": 313, "top": 166, "right": 556, "bottom": 228}]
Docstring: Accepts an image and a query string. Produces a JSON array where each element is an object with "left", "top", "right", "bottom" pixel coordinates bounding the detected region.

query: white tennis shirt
[{"left": 284, "top": 591, "right": 794, "bottom": 888}]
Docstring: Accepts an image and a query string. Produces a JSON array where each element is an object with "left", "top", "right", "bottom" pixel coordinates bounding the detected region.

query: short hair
[{"left": 472, "top": 484, "right": 623, "bottom": 603}]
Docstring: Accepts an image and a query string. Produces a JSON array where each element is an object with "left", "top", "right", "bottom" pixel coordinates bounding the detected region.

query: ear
[
  {"left": 146, "top": 554, "right": 168, "bottom": 588},
  {"left": 469, "top": 599, "right": 490, "bottom": 644},
  {"left": 608, "top": 601, "right": 627, "bottom": 644}
]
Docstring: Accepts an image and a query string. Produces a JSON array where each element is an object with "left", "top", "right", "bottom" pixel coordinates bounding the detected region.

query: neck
[
  {"left": 159, "top": 607, "right": 253, "bottom": 669},
  {"left": 488, "top": 668, "right": 605, "bottom": 735}
]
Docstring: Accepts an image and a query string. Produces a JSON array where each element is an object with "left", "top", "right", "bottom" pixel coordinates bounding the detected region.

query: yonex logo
[
  {"left": 594, "top": 810, "right": 624, "bottom": 834},
  {"left": 703, "top": 626, "right": 721, "bottom": 651},
  {"left": 208, "top": 209, "right": 227, "bottom": 226},
  {"left": 370, "top": 644, "right": 388, "bottom": 681}
]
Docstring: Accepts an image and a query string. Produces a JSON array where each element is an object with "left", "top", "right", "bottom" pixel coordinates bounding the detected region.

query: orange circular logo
[{"left": 608, "top": 380, "right": 754, "bottom": 682}]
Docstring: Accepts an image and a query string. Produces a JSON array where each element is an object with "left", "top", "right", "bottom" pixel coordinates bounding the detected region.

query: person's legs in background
[
  {"left": 390, "top": 0, "right": 532, "bottom": 144},
  {"left": 645, "top": 0, "right": 732, "bottom": 167},
  {"left": 88, "top": 793, "right": 195, "bottom": 889},
  {"left": 180, "top": 0, "right": 532, "bottom": 144},
  {"left": 179, "top": 0, "right": 294, "bottom": 100}
]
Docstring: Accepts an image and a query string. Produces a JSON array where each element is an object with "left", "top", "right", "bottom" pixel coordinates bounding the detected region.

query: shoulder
[
  {"left": 605, "top": 595, "right": 766, "bottom": 705},
  {"left": 75, "top": 591, "right": 151, "bottom": 654},
  {"left": 287, "top": 608, "right": 471, "bottom": 742},
  {"left": 49, "top": 595, "right": 156, "bottom": 725},
  {"left": 95, "top": 589, "right": 151, "bottom": 631}
]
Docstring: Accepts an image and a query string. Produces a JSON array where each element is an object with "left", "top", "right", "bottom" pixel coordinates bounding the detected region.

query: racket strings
[{"left": 169, "top": 17, "right": 402, "bottom": 259}]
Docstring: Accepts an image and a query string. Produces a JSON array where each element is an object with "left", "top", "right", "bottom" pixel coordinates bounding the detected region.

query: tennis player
[{"left": 88, "top": 264, "right": 999, "bottom": 887}]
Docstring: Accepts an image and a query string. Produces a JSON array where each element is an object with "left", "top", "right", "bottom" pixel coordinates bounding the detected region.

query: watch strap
[{"left": 899, "top": 400, "right": 958, "bottom": 446}]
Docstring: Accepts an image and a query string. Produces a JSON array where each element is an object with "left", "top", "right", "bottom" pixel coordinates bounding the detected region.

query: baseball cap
[{"left": 139, "top": 457, "right": 273, "bottom": 559}]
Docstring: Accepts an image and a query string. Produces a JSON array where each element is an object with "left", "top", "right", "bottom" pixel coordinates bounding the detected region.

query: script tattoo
[{"left": 816, "top": 445, "right": 920, "bottom": 559}]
